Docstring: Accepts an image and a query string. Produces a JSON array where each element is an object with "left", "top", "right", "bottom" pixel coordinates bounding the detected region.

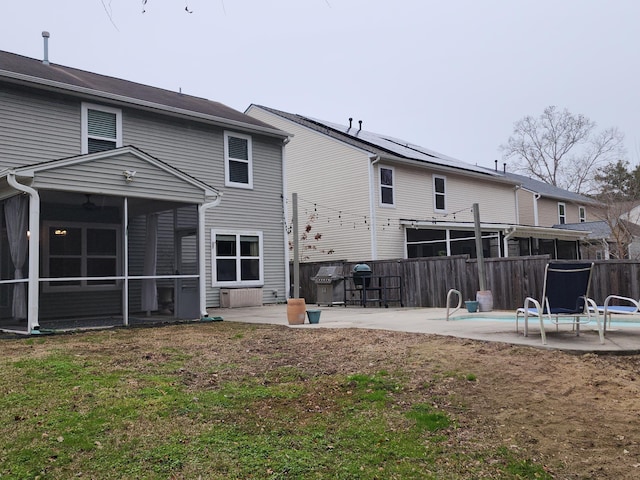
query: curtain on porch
[
  {"left": 5, "top": 195, "right": 28, "bottom": 319},
  {"left": 141, "top": 213, "right": 158, "bottom": 312}
]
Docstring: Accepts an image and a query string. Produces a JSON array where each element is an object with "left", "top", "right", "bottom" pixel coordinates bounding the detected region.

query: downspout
[
  {"left": 532, "top": 192, "right": 541, "bottom": 257},
  {"left": 503, "top": 185, "right": 522, "bottom": 258},
  {"left": 533, "top": 193, "right": 541, "bottom": 226},
  {"left": 368, "top": 155, "right": 380, "bottom": 260},
  {"left": 7, "top": 172, "right": 40, "bottom": 333},
  {"left": 514, "top": 185, "right": 521, "bottom": 225},
  {"left": 281, "top": 137, "right": 291, "bottom": 299},
  {"left": 198, "top": 192, "right": 222, "bottom": 319}
]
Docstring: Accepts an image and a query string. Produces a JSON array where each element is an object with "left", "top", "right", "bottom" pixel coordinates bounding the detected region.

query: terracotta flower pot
[{"left": 287, "top": 298, "right": 306, "bottom": 325}]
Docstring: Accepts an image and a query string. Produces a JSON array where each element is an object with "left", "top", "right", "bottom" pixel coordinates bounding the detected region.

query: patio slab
[{"left": 215, "top": 304, "right": 640, "bottom": 354}]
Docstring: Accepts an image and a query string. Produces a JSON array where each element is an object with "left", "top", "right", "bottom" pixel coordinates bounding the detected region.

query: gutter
[
  {"left": 6, "top": 172, "right": 40, "bottom": 333},
  {"left": 370, "top": 154, "right": 520, "bottom": 186},
  {"left": 198, "top": 192, "right": 223, "bottom": 319}
]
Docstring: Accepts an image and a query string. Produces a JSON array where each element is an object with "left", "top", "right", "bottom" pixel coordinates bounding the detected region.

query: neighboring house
[
  {"left": 0, "top": 48, "right": 290, "bottom": 334},
  {"left": 494, "top": 170, "right": 603, "bottom": 258},
  {"left": 245, "top": 105, "right": 589, "bottom": 263},
  {"left": 556, "top": 220, "right": 640, "bottom": 260}
]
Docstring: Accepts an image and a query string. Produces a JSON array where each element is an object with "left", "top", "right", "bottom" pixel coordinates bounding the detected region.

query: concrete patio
[{"left": 215, "top": 303, "right": 640, "bottom": 354}]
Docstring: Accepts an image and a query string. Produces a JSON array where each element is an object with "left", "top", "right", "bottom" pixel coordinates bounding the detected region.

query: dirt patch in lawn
[{"left": 5, "top": 322, "right": 640, "bottom": 478}]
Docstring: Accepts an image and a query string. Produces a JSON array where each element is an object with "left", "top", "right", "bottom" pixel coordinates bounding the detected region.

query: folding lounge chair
[
  {"left": 592, "top": 295, "right": 640, "bottom": 334},
  {"left": 516, "top": 262, "right": 604, "bottom": 345}
]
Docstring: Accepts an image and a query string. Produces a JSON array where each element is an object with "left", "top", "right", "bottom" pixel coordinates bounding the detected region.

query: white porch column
[
  {"left": 7, "top": 173, "right": 40, "bottom": 332},
  {"left": 198, "top": 194, "right": 222, "bottom": 318},
  {"left": 122, "top": 197, "right": 129, "bottom": 326}
]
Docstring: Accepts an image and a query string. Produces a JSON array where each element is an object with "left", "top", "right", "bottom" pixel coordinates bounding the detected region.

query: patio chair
[
  {"left": 591, "top": 295, "right": 640, "bottom": 334},
  {"left": 516, "top": 262, "right": 604, "bottom": 345}
]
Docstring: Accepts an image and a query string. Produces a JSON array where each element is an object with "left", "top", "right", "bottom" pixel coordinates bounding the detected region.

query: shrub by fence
[{"left": 292, "top": 256, "right": 640, "bottom": 310}]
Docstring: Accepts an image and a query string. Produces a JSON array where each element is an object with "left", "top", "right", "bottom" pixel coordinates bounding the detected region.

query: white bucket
[{"left": 476, "top": 290, "right": 493, "bottom": 312}]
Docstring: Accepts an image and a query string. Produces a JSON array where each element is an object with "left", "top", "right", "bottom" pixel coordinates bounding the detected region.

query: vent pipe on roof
[
  {"left": 42, "top": 31, "right": 50, "bottom": 65},
  {"left": 494, "top": 159, "right": 498, "bottom": 171},
  {"left": 358, "top": 120, "right": 362, "bottom": 132},
  {"left": 348, "top": 117, "right": 353, "bottom": 130},
  {"left": 503, "top": 162, "right": 507, "bottom": 173}
]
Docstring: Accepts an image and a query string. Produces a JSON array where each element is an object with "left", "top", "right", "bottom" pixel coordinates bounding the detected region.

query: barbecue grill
[{"left": 312, "top": 266, "right": 344, "bottom": 306}]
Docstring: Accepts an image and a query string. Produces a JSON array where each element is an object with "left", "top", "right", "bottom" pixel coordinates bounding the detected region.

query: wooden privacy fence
[{"left": 292, "top": 256, "right": 640, "bottom": 310}]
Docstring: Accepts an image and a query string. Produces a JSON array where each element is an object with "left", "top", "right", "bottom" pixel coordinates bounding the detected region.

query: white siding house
[{"left": 246, "top": 105, "right": 589, "bottom": 263}]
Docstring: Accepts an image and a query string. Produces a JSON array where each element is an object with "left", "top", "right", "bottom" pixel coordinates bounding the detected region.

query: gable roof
[
  {"left": 495, "top": 170, "right": 600, "bottom": 205},
  {"left": 250, "top": 105, "right": 515, "bottom": 181},
  {"left": 556, "top": 219, "right": 640, "bottom": 240},
  {"left": 0, "top": 50, "right": 286, "bottom": 138},
  {"left": 0, "top": 145, "right": 220, "bottom": 204}
]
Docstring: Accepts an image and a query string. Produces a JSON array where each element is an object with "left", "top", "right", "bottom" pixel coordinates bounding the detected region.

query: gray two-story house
[{"left": 0, "top": 49, "right": 289, "bottom": 334}]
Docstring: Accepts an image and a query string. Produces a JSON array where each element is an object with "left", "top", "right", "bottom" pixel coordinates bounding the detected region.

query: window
[
  {"left": 379, "top": 166, "right": 394, "bottom": 206},
  {"left": 579, "top": 206, "right": 586, "bottom": 223},
  {"left": 433, "top": 175, "right": 446, "bottom": 212},
  {"left": 405, "top": 227, "right": 501, "bottom": 259},
  {"left": 224, "top": 132, "right": 253, "bottom": 188},
  {"left": 81, "top": 103, "right": 122, "bottom": 154},
  {"left": 212, "top": 230, "right": 263, "bottom": 286},
  {"left": 558, "top": 203, "right": 566, "bottom": 224},
  {"left": 44, "top": 222, "right": 120, "bottom": 290}
]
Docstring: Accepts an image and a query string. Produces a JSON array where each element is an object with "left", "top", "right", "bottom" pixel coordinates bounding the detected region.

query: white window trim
[
  {"left": 211, "top": 229, "right": 264, "bottom": 287},
  {"left": 42, "top": 221, "right": 122, "bottom": 292},
  {"left": 378, "top": 165, "right": 395, "bottom": 208},
  {"left": 224, "top": 131, "right": 253, "bottom": 189},
  {"left": 558, "top": 202, "right": 566, "bottom": 224},
  {"left": 81, "top": 102, "right": 123, "bottom": 154},
  {"left": 433, "top": 175, "right": 447, "bottom": 213},
  {"left": 578, "top": 206, "right": 586, "bottom": 223}
]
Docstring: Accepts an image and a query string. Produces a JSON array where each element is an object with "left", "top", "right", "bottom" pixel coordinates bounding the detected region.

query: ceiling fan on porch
[{"left": 82, "top": 194, "right": 98, "bottom": 211}]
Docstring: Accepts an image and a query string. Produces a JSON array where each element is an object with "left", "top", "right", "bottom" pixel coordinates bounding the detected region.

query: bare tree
[{"left": 501, "top": 106, "right": 626, "bottom": 194}]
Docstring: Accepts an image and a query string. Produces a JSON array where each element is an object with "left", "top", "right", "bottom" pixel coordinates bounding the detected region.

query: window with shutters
[
  {"left": 211, "top": 230, "right": 263, "bottom": 286},
  {"left": 224, "top": 131, "right": 253, "bottom": 189},
  {"left": 81, "top": 103, "right": 122, "bottom": 154},
  {"left": 433, "top": 175, "right": 446, "bottom": 212}
]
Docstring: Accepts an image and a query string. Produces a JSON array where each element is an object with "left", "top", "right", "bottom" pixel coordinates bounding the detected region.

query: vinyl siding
[
  {"left": 246, "top": 106, "right": 373, "bottom": 263},
  {"left": 517, "top": 189, "right": 536, "bottom": 225},
  {"left": 124, "top": 110, "right": 287, "bottom": 306},
  {"left": 537, "top": 198, "right": 586, "bottom": 226},
  {"left": 2, "top": 84, "right": 287, "bottom": 309},
  {"left": 32, "top": 152, "right": 207, "bottom": 203},
  {"left": 0, "top": 84, "right": 80, "bottom": 165},
  {"left": 374, "top": 165, "right": 517, "bottom": 258}
]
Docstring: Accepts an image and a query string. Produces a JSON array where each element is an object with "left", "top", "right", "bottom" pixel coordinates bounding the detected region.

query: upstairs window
[
  {"left": 224, "top": 132, "right": 253, "bottom": 189},
  {"left": 579, "top": 206, "right": 586, "bottom": 223},
  {"left": 558, "top": 202, "right": 566, "bottom": 224},
  {"left": 379, "top": 166, "right": 395, "bottom": 206},
  {"left": 81, "top": 103, "right": 122, "bottom": 154},
  {"left": 433, "top": 175, "right": 446, "bottom": 212}
]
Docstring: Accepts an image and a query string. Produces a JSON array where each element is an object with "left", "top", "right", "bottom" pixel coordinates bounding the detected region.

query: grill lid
[{"left": 312, "top": 266, "right": 343, "bottom": 283}]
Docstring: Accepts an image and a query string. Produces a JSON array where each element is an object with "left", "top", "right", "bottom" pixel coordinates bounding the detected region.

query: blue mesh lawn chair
[
  {"left": 591, "top": 295, "right": 640, "bottom": 334},
  {"left": 516, "top": 262, "right": 604, "bottom": 345}
]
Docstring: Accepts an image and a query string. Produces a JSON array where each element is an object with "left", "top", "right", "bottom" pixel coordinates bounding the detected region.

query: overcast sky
[{"left": 2, "top": 0, "right": 639, "bottom": 170}]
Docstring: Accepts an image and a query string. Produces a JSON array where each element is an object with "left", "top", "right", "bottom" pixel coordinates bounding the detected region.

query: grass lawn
[{"left": 1, "top": 322, "right": 561, "bottom": 479}]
